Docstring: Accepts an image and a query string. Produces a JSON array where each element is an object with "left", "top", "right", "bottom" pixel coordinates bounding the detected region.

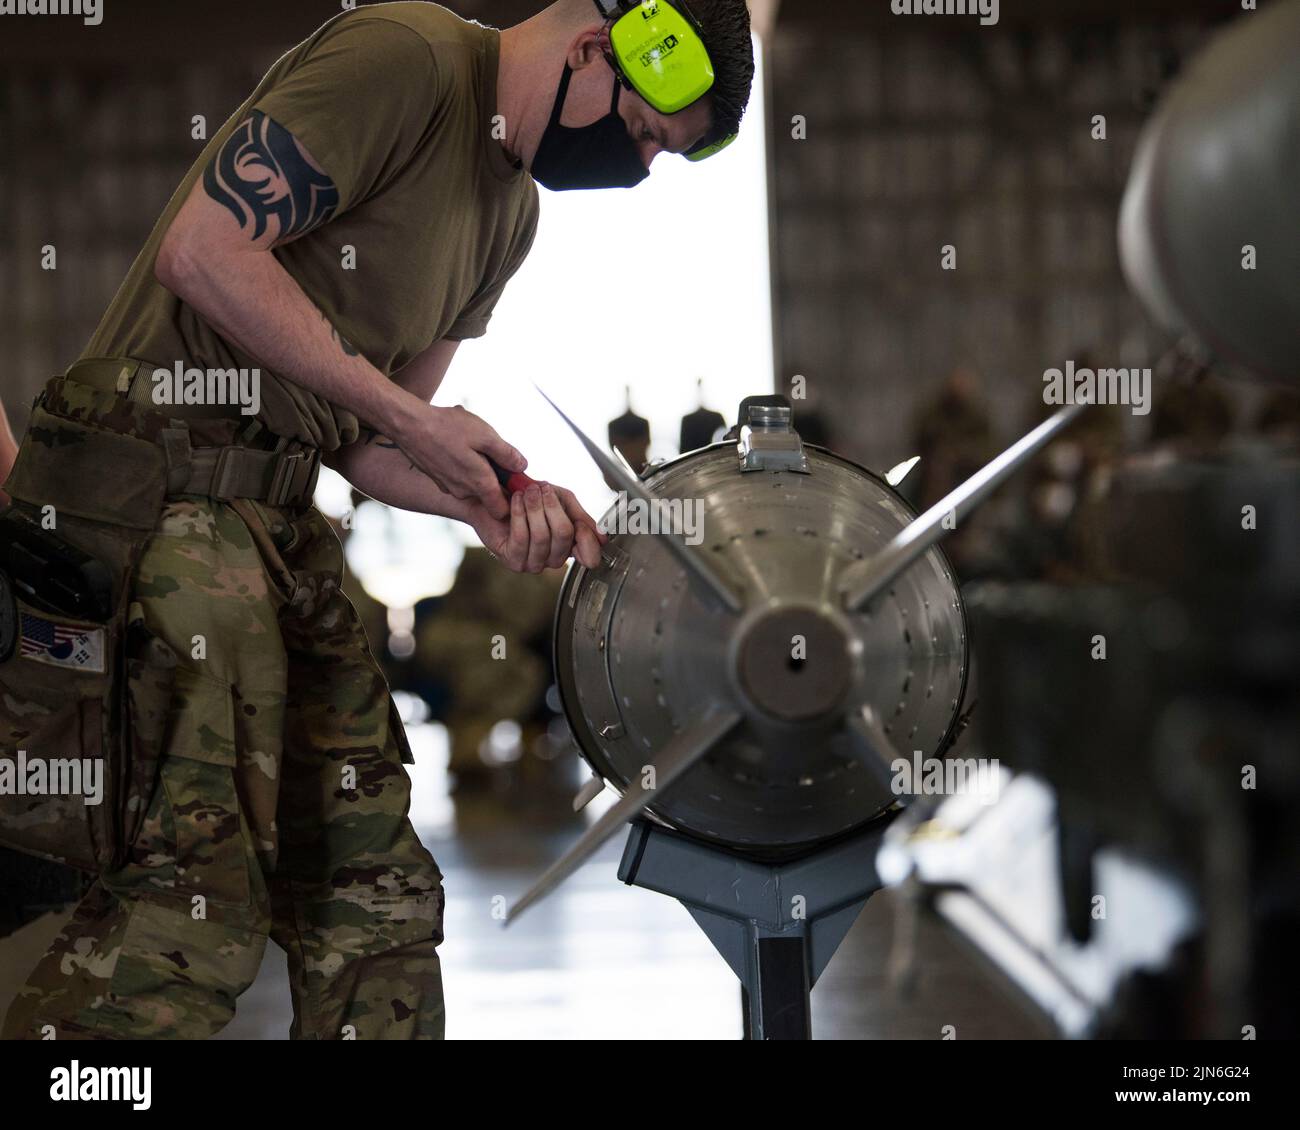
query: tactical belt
[
  {"left": 66, "top": 356, "right": 245, "bottom": 418},
  {"left": 64, "top": 357, "right": 322, "bottom": 508}
]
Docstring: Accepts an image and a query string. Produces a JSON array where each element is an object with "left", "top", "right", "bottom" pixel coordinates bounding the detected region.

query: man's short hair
[{"left": 687, "top": 0, "right": 755, "bottom": 139}]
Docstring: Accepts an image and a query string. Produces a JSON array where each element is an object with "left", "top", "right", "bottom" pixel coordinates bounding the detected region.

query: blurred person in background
[
  {"left": 994, "top": 352, "right": 1128, "bottom": 583},
  {"left": 909, "top": 365, "right": 998, "bottom": 578},
  {"left": 1255, "top": 387, "right": 1300, "bottom": 445},
  {"left": 1148, "top": 371, "right": 1237, "bottom": 454},
  {"left": 911, "top": 365, "right": 995, "bottom": 511},
  {"left": 413, "top": 549, "right": 563, "bottom": 798}
]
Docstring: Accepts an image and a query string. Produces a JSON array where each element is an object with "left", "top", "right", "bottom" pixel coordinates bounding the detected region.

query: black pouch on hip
[{"left": 0, "top": 404, "right": 168, "bottom": 874}]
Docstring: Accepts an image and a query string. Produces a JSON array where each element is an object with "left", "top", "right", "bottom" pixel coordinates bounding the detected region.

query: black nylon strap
[{"left": 549, "top": 64, "right": 576, "bottom": 128}]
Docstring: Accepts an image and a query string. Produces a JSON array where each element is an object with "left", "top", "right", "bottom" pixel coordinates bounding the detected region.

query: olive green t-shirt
[{"left": 83, "top": 1, "right": 540, "bottom": 450}]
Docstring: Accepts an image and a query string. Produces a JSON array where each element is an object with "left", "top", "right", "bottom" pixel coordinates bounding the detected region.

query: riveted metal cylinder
[{"left": 554, "top": 440, "right": 969, "bottom": 856}]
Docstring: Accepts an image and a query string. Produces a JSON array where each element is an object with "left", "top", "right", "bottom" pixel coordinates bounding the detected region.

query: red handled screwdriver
[{"left": 489, "top": 459, "right": 541, "bottom": 497}]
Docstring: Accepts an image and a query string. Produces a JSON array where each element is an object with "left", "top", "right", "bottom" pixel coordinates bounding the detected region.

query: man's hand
[
  {"left": 388, "top": 402, "right": 528, "bottom": 522},
  {"left": 330, "top": 422, "right": 604, "bottom": 573},
  {"left": 467, "top": 482, "right": 605, "bottom": 573}
]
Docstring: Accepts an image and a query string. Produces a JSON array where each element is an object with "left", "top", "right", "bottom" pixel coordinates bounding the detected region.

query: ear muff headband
[{"left": 685, "top": 132, "right": 737, "bottom": 162}]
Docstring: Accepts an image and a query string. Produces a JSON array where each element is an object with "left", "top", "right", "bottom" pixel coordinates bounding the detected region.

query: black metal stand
[{"left": 618, "top": 817, "right": 892, "bottom": 1040}]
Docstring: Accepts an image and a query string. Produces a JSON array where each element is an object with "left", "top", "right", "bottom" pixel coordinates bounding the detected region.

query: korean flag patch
[{"left": 19, "top": 611, "right": 106, "bottom": 674}]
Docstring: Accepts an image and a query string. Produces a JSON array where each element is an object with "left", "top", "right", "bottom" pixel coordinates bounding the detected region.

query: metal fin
[
  {"left": 535, "top": 384, "right": 744, "bottom": 615},
  {"left": 505, "top": 707, "right": 743, "bottom": 924},
  {"left": 846, "top": 704, "right": 906, "bottom": 794},
  {"left": 842, "top": 404, "right": 1087, "bottom": 612},
  {"left": 885, "top": 456, "right": 921, "bottom": 488},
  {"left": 572, "top": 774, "right": 606, "bottom": 813}
]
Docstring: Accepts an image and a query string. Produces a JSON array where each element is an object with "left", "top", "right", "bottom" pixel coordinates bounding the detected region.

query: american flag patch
[{"left": 19, "top": 612, "right": 106, "bottom": 674}]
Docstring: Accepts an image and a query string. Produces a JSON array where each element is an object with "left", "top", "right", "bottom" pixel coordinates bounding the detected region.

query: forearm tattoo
[
  {"left": 359, "top": 426, "right": 401, "bottom": 452},
  {"left": 203, "top": 110, "right": 340, "bottom": 242},
  {"left": 359, "top": 427, "right": 419, "bottom": 475},
  {"left": 316, "top": 306, "right": 360, "bottom": 357}
]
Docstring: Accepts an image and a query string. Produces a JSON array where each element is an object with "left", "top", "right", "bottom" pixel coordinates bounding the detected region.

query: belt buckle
[
  {"left": 267, "top": 451, "right": 305, "bottom": 508},
  {"left": 208, "top": 447, "right": 241, "bottom": 501},
  {"left": 302, "top": 450, "right": 321, "bottom": 503}
]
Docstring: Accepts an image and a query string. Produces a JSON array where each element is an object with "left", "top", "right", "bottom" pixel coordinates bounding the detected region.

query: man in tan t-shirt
[{"left": 0, "top": 0, "right": 754, "bottom": 1040}]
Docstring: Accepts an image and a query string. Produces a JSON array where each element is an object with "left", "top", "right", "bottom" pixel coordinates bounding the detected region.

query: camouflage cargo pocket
[
  {"left": 120, "top": 605, "right": 178, "bottom": 854},
  {"left": 131, "top": 667, "right": 252, "bottom": 908},
  {"left": 0, "top": 595, "right": 115, "bottom": 872}
]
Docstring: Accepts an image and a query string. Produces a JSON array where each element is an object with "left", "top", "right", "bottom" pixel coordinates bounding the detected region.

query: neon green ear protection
[{"left": 593, "top": 0, "right": 739, "bottom": 162}]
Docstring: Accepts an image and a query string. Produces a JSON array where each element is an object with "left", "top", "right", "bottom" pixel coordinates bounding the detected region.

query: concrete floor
[{"left": 0, "top": 725, "right": 1050, "bottom": 1040}]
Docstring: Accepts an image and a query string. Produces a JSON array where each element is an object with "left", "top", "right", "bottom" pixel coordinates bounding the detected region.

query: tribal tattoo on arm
[
  {"left": 359, "top": 426, "right": 419, "bottom": 474},
  {"left": 316, "top": 306, "right": 360, "bottom": 357},
  {"left": 203, "top": 109, "right": 340, "bottom": 244}
]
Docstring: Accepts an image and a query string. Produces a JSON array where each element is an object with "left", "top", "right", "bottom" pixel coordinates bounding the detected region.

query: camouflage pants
[{"left": 2, "top": 496, "right": 445, "bottom": 1040}]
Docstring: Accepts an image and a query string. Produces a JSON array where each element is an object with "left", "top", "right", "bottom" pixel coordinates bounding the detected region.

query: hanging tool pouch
[{"left": 0, "top": 381, "right": 180, "bottom": 873}]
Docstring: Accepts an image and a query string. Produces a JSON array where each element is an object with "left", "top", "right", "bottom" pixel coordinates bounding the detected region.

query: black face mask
[{"left": 531, "top": 64, "right": 651, "bottom": 192}]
